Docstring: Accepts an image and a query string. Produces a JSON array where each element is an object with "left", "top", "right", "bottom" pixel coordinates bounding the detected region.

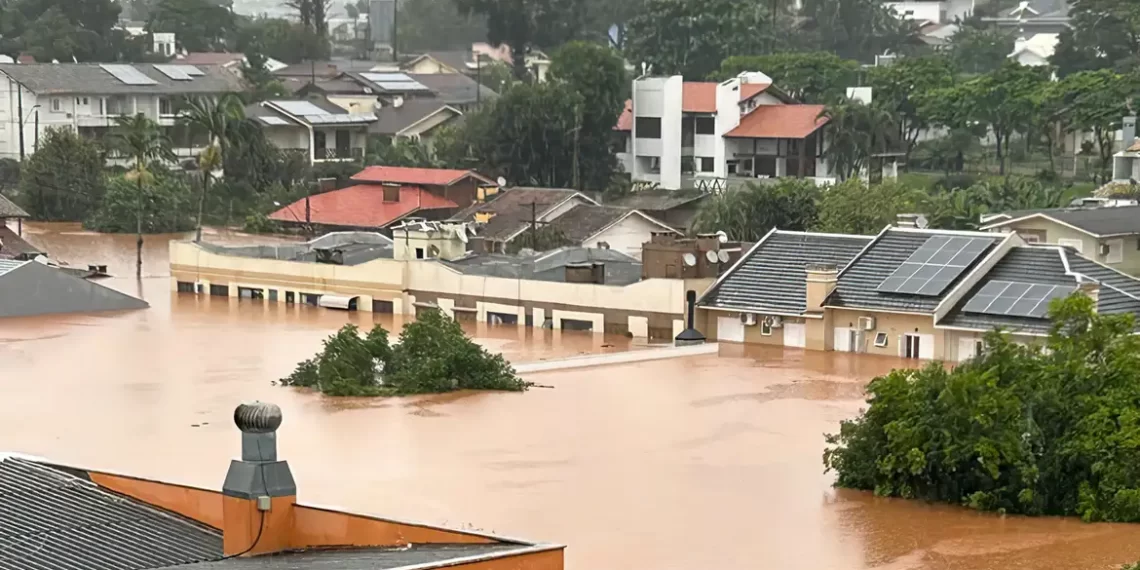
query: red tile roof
[
  {"left": 724, "top": 104, "right": 829, "bottom": 139},
  {"left": 613, "top": 82, "right": 774, "bottom": 131},
  {"left": 269, "top": 184, "right": 458, "bottom": 228},
  {"left": 351, "top": 166, "right": 493, "bottom": 186}
]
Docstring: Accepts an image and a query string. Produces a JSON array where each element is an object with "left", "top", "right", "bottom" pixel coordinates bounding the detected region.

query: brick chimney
[
  {"left": 222, "top": 401, "right": 296, "bottom": 556},
  {"left": 805, "top": 263, "right": 838, "bottom": 312},
  {"left": 1077, "top": 279, "right": 1100, "bottom": 311}
]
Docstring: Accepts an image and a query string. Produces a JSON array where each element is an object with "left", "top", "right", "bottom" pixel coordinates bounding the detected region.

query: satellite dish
[
  {"left": 496, "top": 176, "right": 506, "bottom": 187},
  {"left": 915, "top": 215, "right": 929, "bottom": 229},
  {"left": 705, "top": 250, "right": 719, "bottom": 263},
  {"left": 715, "top": 230, "right": 728, "bottom": 243},
  {"left": 717, "top": 250, "right": 731, "bottom": 263},
  {"left": 682, "top": 253, "right": 697, "bottom": 267}
]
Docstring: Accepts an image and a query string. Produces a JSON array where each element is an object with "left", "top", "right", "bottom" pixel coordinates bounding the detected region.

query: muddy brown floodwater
[{"left": 2, "top": 222, "right": 1139, "bottom": 570}]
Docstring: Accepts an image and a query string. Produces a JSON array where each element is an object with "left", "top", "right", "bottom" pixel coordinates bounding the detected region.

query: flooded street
[{"left": 2, "top": 223, "right": 1139, "bottom": 569}]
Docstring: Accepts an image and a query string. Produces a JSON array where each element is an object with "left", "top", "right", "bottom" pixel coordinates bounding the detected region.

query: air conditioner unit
[
  {"left": 740, "top": 313, "right": 757, "bottom": 326},
  {"left": 764, "top": 315, "right": 782, "bottom": 328},
  {"left": 1099, "top": 243, "right": 1111, "bottom": 256},
  {"left": 858, "top": 316, "right": 876, "bottom": 331}
]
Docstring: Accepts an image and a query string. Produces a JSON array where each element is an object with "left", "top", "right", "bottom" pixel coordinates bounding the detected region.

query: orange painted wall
[
  {"left": 291, "top": 505, "right": 499, "bottom": 547},
  {"left": 223, "top": 495, "right": 296, "bottom": 556},
  {"left": 451, "top": 548, "right": 564, "bottom": 570},
  {"left": 88, "top": 471, "right": 224, "bottom": 529}
]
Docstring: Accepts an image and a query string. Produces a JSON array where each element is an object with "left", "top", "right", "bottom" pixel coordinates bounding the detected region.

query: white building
[
  {"left": 616, "top": 72, "right": 832, "bottom": 190},
  {"left": 0, "top": 63, "right": 245, "bottom": 161},
  {"left": 1112, "top": 116, "right": 1140, "bottom": 183},
  {"left": 882, "top": 0, "right": 975, "bottom": 24},
  {"left": 1009, "top": 33, "right": 1059, "bottom": 66},
  {"left": 247, "top": 100, "right": 375, "bottom": 164}
]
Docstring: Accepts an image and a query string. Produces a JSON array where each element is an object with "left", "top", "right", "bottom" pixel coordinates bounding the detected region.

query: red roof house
[
  {"left": 351, "top": 166, "right": 495, "bottom": 208},
  {"left": 269, "top": 184, "right": 458, "bottom": 230}
]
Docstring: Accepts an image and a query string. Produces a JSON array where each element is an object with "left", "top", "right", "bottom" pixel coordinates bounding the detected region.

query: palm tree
[
  {"left": 110, "top": 113, "right": 174, "bottom": 278},
  {"left": 180, "top": 95, "right": 244, "bottom": 241},
  {"left": 820, "top": 101, "right": 898, "bottom": 181}
]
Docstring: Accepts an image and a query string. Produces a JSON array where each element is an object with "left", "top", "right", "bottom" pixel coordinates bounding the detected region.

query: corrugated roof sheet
[
  {"left": 701, "top": 230, "right": 873, "bottom": 314},
  {"left": 725, "top": 104, "right": 829, "bottom": 139},
  {"left": 827, "top": 229, "right": 1001, "bottom": 313},
  {"left": 0, "top": 63, "right": 245, "bottom": 95},
  {"left": 0, "top": 258, "right": 27, "bottom": 276},
  {"left": 607, "top": 190, "right": 709, "bottom": 211},
  {"left": 545, "top": 205, "right": 636, "bottom": 244},
  {"left": 0, "top": 457, "right": 223, "bottom": 570}
]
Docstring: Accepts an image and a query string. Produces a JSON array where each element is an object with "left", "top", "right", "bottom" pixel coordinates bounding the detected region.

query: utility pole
[
  {"left": 305, "top": 182, "right": 312, "bottom": 239},
  {"left": 16, "top": 87, "right": 24, "bottom": 161},
  {"left": 475, "top": 53, "right": 482, "bottom": 106}
]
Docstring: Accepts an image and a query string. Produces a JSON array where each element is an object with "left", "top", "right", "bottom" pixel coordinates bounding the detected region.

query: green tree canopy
[
  {"left": 18, "top": 128, "right": 106, "bottom": 221},
  {"left": 396, "top": 0, "right": 488, "bottom": 52},
  {"left": 948, "top": 23, "right": 1015, "bottom": 74},
  {"left": 454, "top": 0, "right": 588, "bottom": 79},
  {"left": 825, "top": 295, "right": 1140, "bottom": 522},
  {"left": 623, "top": 0, "right": 774, "bottom": 79},
  {"left": 1047, "top": 70, "right": 1140, "bottom": 182},
  {"left": 85, "top": 171, "right": 196, "bottom": 233},
  {"left": 147, "top": 0, "right": 235, "bottom": 52},
  {"left": 867, "top": 55, "right": 956, "bottom": 158},
  {"left": 820, "top": 100, "right": 898, "bottom": 181},
  {"left": 692, "top": 179, "right": 820, "bottom": 241},
  {"left": 799, "top": 0, "right": 917, "bottom": 62},
  {"left": 0, "top": 0, "right": 122, "bottom": 61},
  {"left": 548, "top": 41, "right": 626, "bottom": 191},
  {"left": 815, "top": 179, "right": 922, "bottom": 234},
  {"left": 711, "top": 52, "right": 859, "bottom": 103},
  {"left": 1050, "top": 0, "right": 1140, "bottom": 76}
]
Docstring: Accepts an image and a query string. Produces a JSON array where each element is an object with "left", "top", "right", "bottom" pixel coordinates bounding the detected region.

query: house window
[
  {"left": 51, "top": 98, "right": 61, "bottom": 112},
  {"left": 372, "top": 299, "right": 394, "bottom": 313},
  {"left": 159, "top": 98, "right": 173, "bottom": 116},
  {"left": 1105, "top": 239, "right": 1124, "bottom": 264},
  {"left": 975, "top": 339, "right": 985, "bottom": 356},
  {"left": 695, "top": 117, "right": 715, "bottom": 135},
  {"left": 874, "top": 332, "right": 888, "bottom": 347},
  {"left": 1058, "top": 238, "right": 1083, "bottom": 253},
  {"left": 635, "top": 117, "right": 661, "bottom": 139},
  {"left": 415, "top": 247, "right": 425, "bottom": 259},
  {"left": 209, "top": 284, "right": 229, "bottom": 296},
  {"left": 285, "top": 291, "right": 295, "bottom": 304},
  {"left": 176, "top": 281, "right": 195, "bottom": 293},
  {"left": 903, "top": 334, "right": 922, "bottom": 359},
  {"left": 1023, "top": 234, "right": 1041, "bottom": 243},
  {"left": 104, "top": 95, "right": 130, "bottom": 116},
  {"left": 760, "top": 318, "right": 773, "bottom": 336},
  {"left": 314, "top": 130, "right": 327, "bottom": 151},
  {"left": 698, "top": 157, "right": 714, "bottom": 172}
]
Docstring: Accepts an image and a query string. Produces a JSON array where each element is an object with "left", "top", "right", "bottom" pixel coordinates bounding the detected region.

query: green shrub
[
  {"left": 280, "top": 310, "right": 527, "bottom": 397},
  {"left": 84, "top": 172, "right": 196, "bottom": 233},
  {"left": 824, "top": 295, "right": 1140, "bottom": 522}
]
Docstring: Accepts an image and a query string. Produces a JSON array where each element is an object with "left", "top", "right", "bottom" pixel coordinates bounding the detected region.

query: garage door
[
  {"left": 717, "top": 316, "right": 745, "bottom": 343},
  {"left": 783, "top": 323, "right": 806, "bottom": 348}
]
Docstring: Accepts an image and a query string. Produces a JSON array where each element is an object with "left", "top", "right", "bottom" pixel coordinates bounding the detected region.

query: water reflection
[{"left": 0, "top": 223, "right": 1137, "bottom": 570}]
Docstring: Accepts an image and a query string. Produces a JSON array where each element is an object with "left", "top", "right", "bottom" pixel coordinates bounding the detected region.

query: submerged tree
[
  {"left": 692, "top": 179, "right": 820, "bottom": 241},
  {"left": 109, "top": 113, "right": 173, "bottom": 278}
]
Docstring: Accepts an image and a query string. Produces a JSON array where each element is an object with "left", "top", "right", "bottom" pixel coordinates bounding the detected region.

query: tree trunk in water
[
  {"left": 996, "top": 133, "right": 1006, "bottom": 175},
  {"left": 135, "top": 172, "right": 143, "bottom": 278},
  {"left": 195, "top": 172, "right": 209, "bottom": 242}
]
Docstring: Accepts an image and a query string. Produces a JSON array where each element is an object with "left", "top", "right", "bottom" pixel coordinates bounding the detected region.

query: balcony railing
[{"left": 315, "top": 147, "right": 364, "bottom": 161}]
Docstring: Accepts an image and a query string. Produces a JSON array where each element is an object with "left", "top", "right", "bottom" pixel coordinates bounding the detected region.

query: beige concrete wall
[
  {"left": 588, "top": 215, "right": 665, "bottom": 259},
  {"left": 327, "top": 95, "right": 377, "bottom": 114},
  {"left": 393, "top": 231, "right": 467, "bottom": 261},
  {"left": 831, "top": 309, "right": 941, "bottom": 359},
  {"left": 169, "top": 241, "right": 405, "bottom": 309},
  {"left": 403, "top": 109, "right": 457, "bottom": 137}
]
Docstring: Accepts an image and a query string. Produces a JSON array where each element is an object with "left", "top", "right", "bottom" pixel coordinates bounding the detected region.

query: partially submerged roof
[
  {"left": 0, "top": 260, "right": 148, "bottom": 318},
  {"left": 200, "top": 233, "right": 395, "bottom": 266},
  {"left": 940, "top": 245, "right": 1140, "bottom": 334},
  {"left": 269, "top": 184, "right": 457, "bottom": 229},
  {"left": 547, "top": 205, "right": 678, "bottom": 245},
  {"left": 351, "top": 166, "right": 494, "bottom": 187},
  {"left": 699, "top": 230, "right": 874, "bottom": 315},
  {"left": 449, "top": 187, "right": 595, "bottom": 241},
  {"left": 0, "top": 63, "right": 245, "bottom": 95},
  {"left": 826, "top": 228, "right": 1004, "bottom": 313},
  {"left": 979, "top": 205, "right": 1140, "bottom": 237},
  {"left": 444, "top": 247, "right": 642, "bottom": 285},
  {"left": 177, "top": 545, "right": 537, "bottom": 569},
  {"left": 0, "top": 193, "right": 29, "bottom": 218},
  {"left": 725, "top": 104, "right": 828, "bottom": 139}
]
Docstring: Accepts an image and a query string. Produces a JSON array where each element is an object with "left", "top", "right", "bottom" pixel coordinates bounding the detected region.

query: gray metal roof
[
  {"left": 826, "top": 229, "right": 1001, "bottom": 313},
  {"left": 0, "top": 258, "right": 27, "bottom": 276},
  {"left": 198, "top": 233, "right": 394, "bottom": 266},
  {"left": 0, "top": 63, "right": 246, "bottom": 95},
  {"left": 175, "top": 544, "right": 537, "bottom": 569},
  {"left": 984, "top": 206, "right": 1140, "bottom": 237},
  {"left": 405, "top": 73, "right": 498, "bottom": 105},
  {"left": 0, "top": 457, "right": 223, "bottom": 570},
  {"left": 443, "top": 247, "right": 642, "bottom": 285},
  {"left": 699, "top": 230, "right": 873, "bottom": 314},
  {"left": 546, "top": 205, "right": 636, "bottom": 244},
  {"left": 449, "top": 188, "right": 587, "bottom": 241},
  {"left": 940, "top": 245, "right": 1140, "bottom": 333},
  {"left": 370, "top": 99, "right": 459, "bottom": 136},
  {"left": 0, "top": 261, "right": 149, "bottom": 318},
  {"left": 0, "top": 194, "right": 29, "bottom": 218}
]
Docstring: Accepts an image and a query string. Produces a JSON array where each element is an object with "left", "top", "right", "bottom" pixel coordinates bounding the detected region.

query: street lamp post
[{"left": 18, "top": 103, "right": 41, "bottom": 161}]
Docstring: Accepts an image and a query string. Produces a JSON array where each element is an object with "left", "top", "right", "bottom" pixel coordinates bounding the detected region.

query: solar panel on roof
[
  {"left": 259, "top": 116, "right": 290, "bottom": 126},
  {"left": 877, "top": 235, "right": 992, "bottom": 296},
  {"left": 100, "top": 64, "right": 158, "bottom": 85},
  {"left": 961, "top": 280, "right": 1076, "bottom": 318},
  {"left": 153, "top": 64, "right": 192, "bottom": 80},
  {"left": 178, "top": 65, "right": 205, "bottom": 76},
  {"left": 272, "top": 100, "right": 327, "bottom": 116},
  {"left": 360, "top": 72, "right": 429, "bottom": 91}
]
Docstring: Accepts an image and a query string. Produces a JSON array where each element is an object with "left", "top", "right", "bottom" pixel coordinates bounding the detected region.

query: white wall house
[
  {"left": 1112, "top": 116, "right": 1140, "bottom": 183},
  {"left": 617, "top": 72, "right": 832, "bottom": 190},
  {"left": 0, "top": 63, "right": 245, "bottom": 162}
]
